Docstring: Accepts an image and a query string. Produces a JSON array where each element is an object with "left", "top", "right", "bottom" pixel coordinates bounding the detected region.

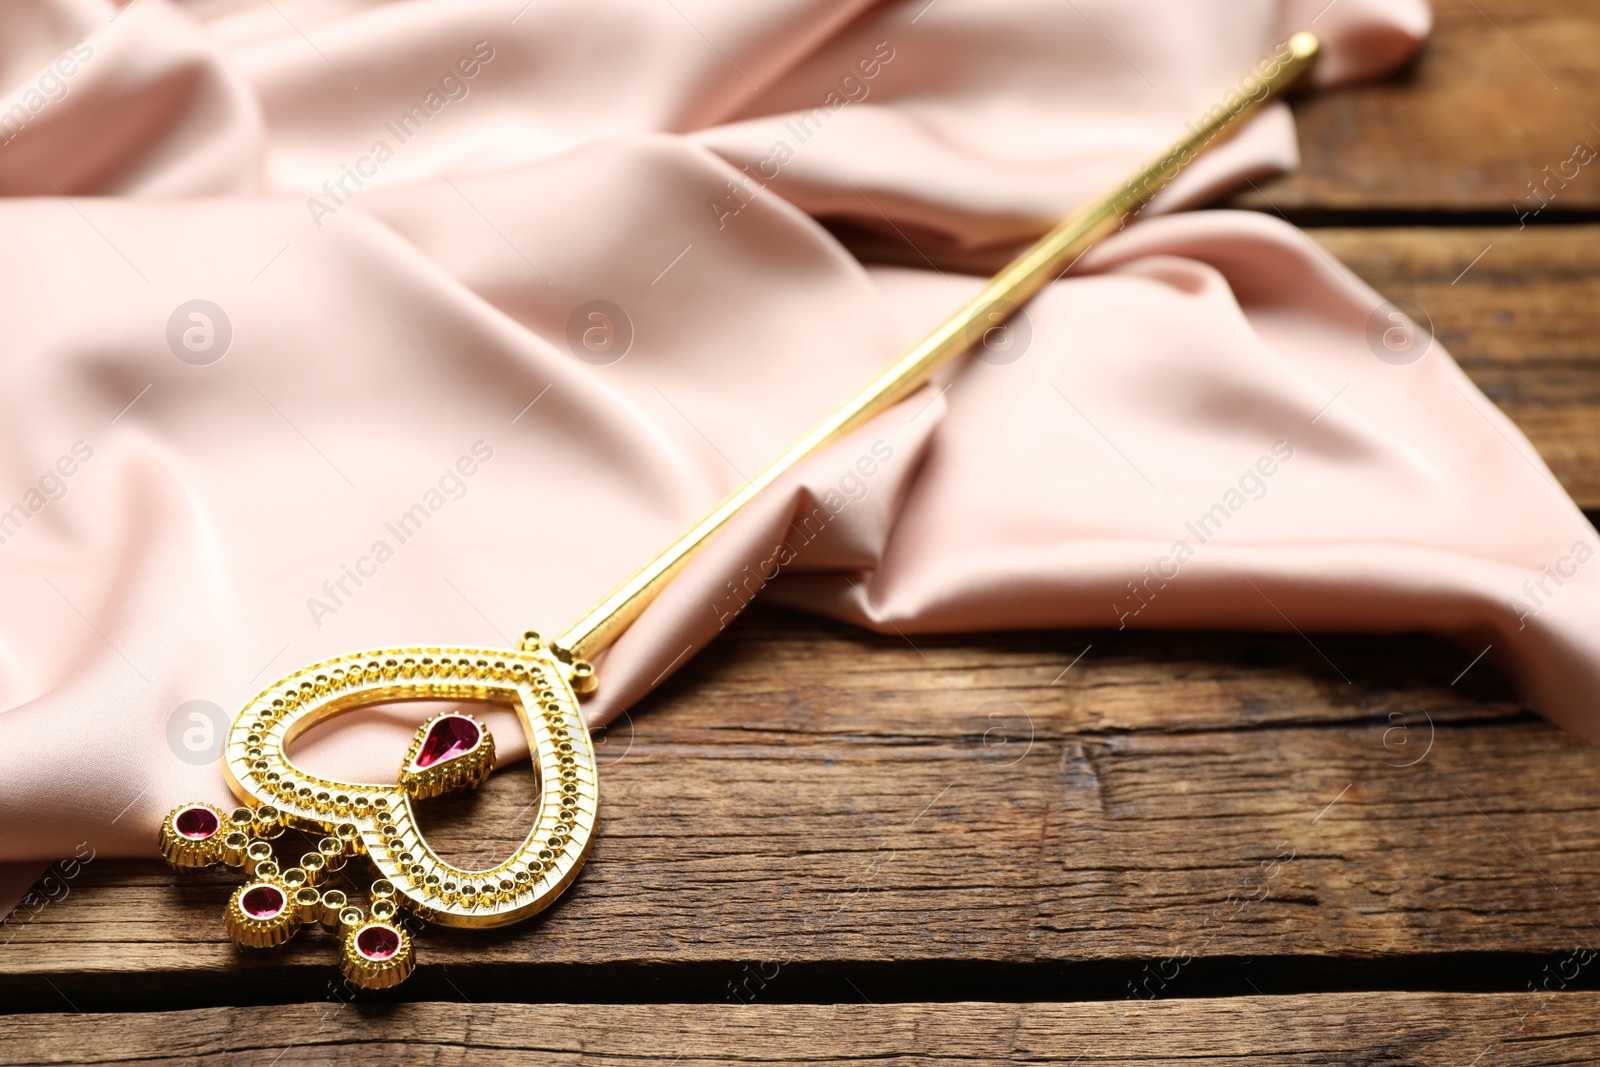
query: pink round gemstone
[
  {"left": 412, "top": 715, "right": 482, "bottom": 770},
  {"left": 355, "top": 924, "right": 401, "bottom": 961},
  {"left": 174, "top": 805, "right": 220, "bottom": 840},
  {"left": 241, "top": 884, "right": 285, "bottom": 920}
]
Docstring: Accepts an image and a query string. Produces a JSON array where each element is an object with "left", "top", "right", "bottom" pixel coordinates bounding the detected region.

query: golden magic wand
[{"left": 157, "top": 33, "right": 1321, "bottom": 989}]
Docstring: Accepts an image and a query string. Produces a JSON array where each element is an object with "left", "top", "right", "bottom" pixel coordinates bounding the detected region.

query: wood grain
[
  {"left": 1, "top": 994, "right": 1595, "bottom": 1065},
  {"left": 1234, "top": 0, "right": 1600, "bottom": 216},
  {"left": 4, "top": 611, "right": 1599, "bottom": 1009}
]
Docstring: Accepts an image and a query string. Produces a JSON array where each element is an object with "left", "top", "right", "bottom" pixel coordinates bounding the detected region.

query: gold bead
[
  {"left": 570, "top": 659, "right": 598, "bottom": 695},
  {"left": 318, "top": 837, "right": 346, "bottom": 870},
  {"left": 219, "top": 831, "right": 250, "bottom": 867},
  {"left": 244, "top": 840, "right": 275, "bottom": 875},
  {"left": 318, "top": 889, "right": 348, "bottom": 928},
  {"left": 337, "top": 905, "right": 365, "bottom": 939},
  {"left": 294, "top": 886, "right": 323, "bottom": 924},
  {"left": 371, "top": 878, "right": 395, "bottom": 899},
  {"left": 299, "top": 853, "right": 326, "bottom": 885},
  {"left": 370, "top": 898, "right": 398, "bottom": 922},
  {"left": 252, "top": 805, "right": 286, "bottom": 840},
  {"left": 336, "top": 821, "right": 366, "bottom": 855}
]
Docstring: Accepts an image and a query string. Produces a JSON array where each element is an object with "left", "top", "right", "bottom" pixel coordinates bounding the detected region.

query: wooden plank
[
  {"left": 1237, "top": 0, "right": 1600, "bottom": 215},
  {"left": 3, "top": 610, "right": 1599, "bottom": 1008},
  {"left": 1, "top": 994, "right": 1596, "bottom": 1065},
  {"left": 1312, "top": 226, "right": 1600, "bottom": 507}
]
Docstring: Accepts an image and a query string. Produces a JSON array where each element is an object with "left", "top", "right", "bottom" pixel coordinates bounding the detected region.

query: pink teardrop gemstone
[
  {"left": 412, "top": 715, "right": 482, "bottom": 769},
  {"left": 174, "top": 805, "right": 220, "bottom": 840},
  {"left": 356, "top": 924, "right": 401, "bottom": 960},
  {"left": 241, "top": 884, "right": 285, "bottom": 919}
]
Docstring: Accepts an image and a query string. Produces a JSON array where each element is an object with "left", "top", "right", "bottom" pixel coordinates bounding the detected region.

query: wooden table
[{"left": 6, "top": 2, "right": 1600, "bottom": 1062}]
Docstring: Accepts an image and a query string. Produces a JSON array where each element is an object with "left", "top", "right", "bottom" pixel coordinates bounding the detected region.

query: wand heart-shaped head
[{"left": 219, "top": 644, "right": 599, "bottom": 929}]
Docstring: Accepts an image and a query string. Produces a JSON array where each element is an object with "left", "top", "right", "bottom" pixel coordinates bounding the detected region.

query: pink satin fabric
[{"left": 17, "top": 0, "right": 1587, "bottom": 916}]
